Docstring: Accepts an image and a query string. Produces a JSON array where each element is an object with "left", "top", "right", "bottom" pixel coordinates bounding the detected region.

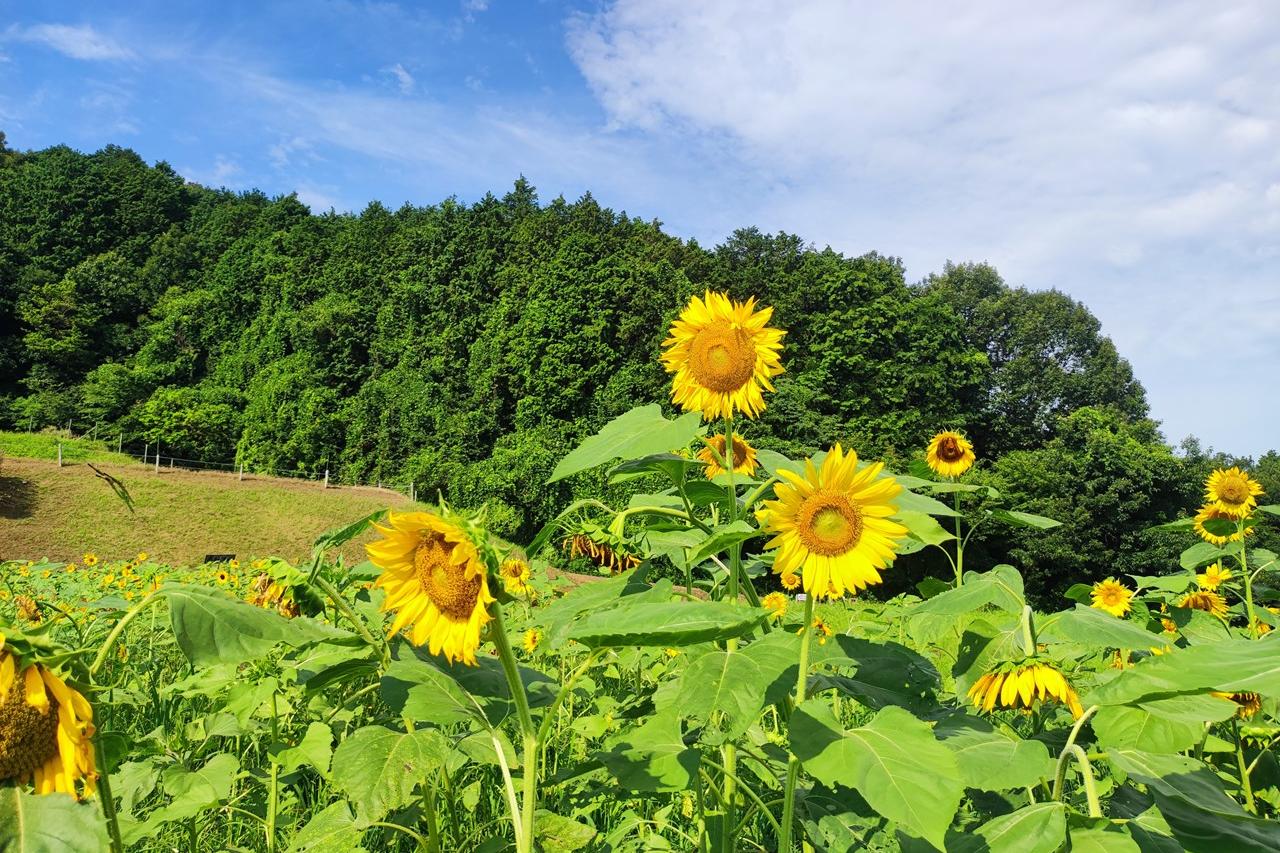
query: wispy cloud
[
  {"left": 15, "top": 23, "right": 135, "bottom": 61},
  {"left": 384, "top": 62, "right": 415, "bottom": 94}
]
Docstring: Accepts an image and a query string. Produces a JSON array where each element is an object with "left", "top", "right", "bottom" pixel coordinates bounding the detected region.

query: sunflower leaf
[
  {"left": 1179, "top": 542, "right": 1231, "bottom": 570},
  {"left": 549, "top": 405, "right": 703, "bottom": 482},
  {"left": 0, "top": 788, "right": 110, "bottom": 853},
  {"left": 567, "top": 600, "right": 767, "bottom": 647}
]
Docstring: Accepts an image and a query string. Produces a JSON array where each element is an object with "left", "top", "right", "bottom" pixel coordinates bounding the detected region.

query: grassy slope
[{"left": 0, "top": 447, "right": 412, "bottom": 565}]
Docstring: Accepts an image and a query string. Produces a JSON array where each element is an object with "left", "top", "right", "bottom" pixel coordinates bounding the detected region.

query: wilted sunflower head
[
  {"left": 1213, "top": 691, "right": 1262, "bottom": 719},
  {"left": 1196, "top": 562, "right": 1232, "bottom": 591},
  {"left": 925, "top": 431, "right": 975, "bottom": 479},
  {"left": 757, "top": 444, "right": 907, "bottom": 599},
  {"left": 1090, "top": 578, "right": 1133, "bottom": 617},
  {"left": 15, "top": 596, "right": 41, "bottom": 625},
  {"left": 967, "top": 661, "right": 1083, "bottom": 719},
  {"left": 366, "top": 510, "right": 496, "bottom": 666},
  {"left": 0, "top": 641, "right": 98, "bottom": 798},
  {"left": 661, "top": 290, "right": 785, "bottom": 420},
  {"left": 697, "top": 433, "right": 760, "bottom": 479},
  {"left": 1204, "top": 467, "right": 1264, "bottom": 519},
  {"left": 1178, "top": 589, "right": 1229, "bottom": 620}
]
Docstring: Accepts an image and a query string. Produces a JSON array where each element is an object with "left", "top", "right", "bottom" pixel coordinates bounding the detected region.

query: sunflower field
[{"left": 2, "top": 290, "right": 1279, "bottom": 853}]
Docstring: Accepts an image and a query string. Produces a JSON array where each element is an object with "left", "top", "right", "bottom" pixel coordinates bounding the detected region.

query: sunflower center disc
[
  {"left": 938, "top": 436, "right": 964, "bottom": 462},
  {"left": 729, "top": 438, "right": 748, "bottom": 468},
  {"left": 797, "top": 493, "right": 863, "bottom": 556},
  {"left": 415, "top": 535, "right": 482, "bottom": 620},
  {"left": 0, "top": 682, "right": 61, "bottom": 783},
  {"left": 689, "top": 323, "right": 756, "bottom": 393},
  {"left": 1217, "top": 476, "right": 1248, "bottom": 504}
]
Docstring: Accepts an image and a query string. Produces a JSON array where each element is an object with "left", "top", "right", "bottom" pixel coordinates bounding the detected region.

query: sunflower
[
  {"left": 1193, "top": 505, "right": 1249, "bottom": 548},
  {"left": 698, "top": 433, "right": 760, "bottom": 479},
  {"left": 757, "top": 444, "right": 907, "bottom": 599},
  {"left": 82, "top": 553, "right": 98, "bottom": 567},
  {"left": 1178, "top": 589, "right": 1229, "bottom": 620},
  {"left": 0, "top": 640, "right": 98, "bottom": 797},
  {"left": 1204, "top": 467, "right": 1264, "bottom": 519},
  {"left": 661, "top": 290, "right": 785, "bottom": 420},
  {"left": 967, "top": 661, "right": 1083, "bottom": 719},
  {"left": 1213, "top": 691, "right": 1262, "bottom": 719},
  {"left": 500, "top": 557, "right": 533, "bottom": 597},
  {"left": 15, "top": 596, "right": 41, "bottom": 625},
  {"left": 214, "top": 569, "right": 230, "bottom": 585},
  {"left": 761, "top": 592, "right": 789, "bottom": 621},
  {"left": 779, "top": 570, "right": 801, "bottom": 591},
  {"left": 801, "top": 617, "right": 834, "bottom": 645},
  {"left": 925, "top": 431, "right": 976, "bottom": 478},
  {"left": 522, "top": 628, "right": 541, "bottom": 654},
  {"left": 229, "top": 559, "right": 240, "bottom": 570},
  {"left": 1197, "top": 562, "right": 1232, "bottom": 590},
  {"left": 1090, "top": 578, "right": 1134, "bottom": 617},
  {"left": 136, "top": 552, "right": 148, "bottom": 562},
  {"left": 365, "top": 510, "right": 495, "bottom": 666}
]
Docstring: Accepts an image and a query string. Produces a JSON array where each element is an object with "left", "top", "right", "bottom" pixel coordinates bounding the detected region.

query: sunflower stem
[
  {"left": 720, "top": 413, "right": 742, "bottom": 853},
  {"left": 490, "top": 602, "right": 538, "bottom": 853},
  {"left": 94, "top": 735, "right": 125, "bottom": 853},
  {"left": 266, "top": 691, "right": 280, "bottom": 853},
  {"left": 953, "top": 489, "right": 964, "bottom": 586},
  {"left": 1238, "top": 521, "right": 1257, "bottom": 635},
  {"left": 312, "top": 574, "right": 382, "bottom": 652},
  {"left": 88, "top": 589, "right": 164, "bottom": 678},
  {"left": 1019, "top": 605, "right": 1037, "bottom": 657},
  {"left": 1235, "top": 717, "right": 1257, "bottom": 813},
  {"left": 780, "top": 593, "right": 816, "bottom": 853}
]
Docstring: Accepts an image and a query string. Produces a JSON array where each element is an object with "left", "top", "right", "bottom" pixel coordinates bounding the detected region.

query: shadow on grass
[{"left": 0, "top": 474, "right": 36, "bottom": 519}]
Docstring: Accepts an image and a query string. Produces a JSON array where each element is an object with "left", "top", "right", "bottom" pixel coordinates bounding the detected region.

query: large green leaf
[
  {"left": 913, "top": 565, "right": 1025, "bottom": 617},
  {"left": 329, "top": 726, "right": 449, "bottom": 825},
  {"left": 1092, "top": 705, "right": 1204, "bottom": 753},
  {"left": 1067, "top": 824, "right": 1141, "bottom": 853},
  {"left": 271, "top": 721, "right": 335, "bottom": 776},
  {"left": 1087, "top": 639, "right": 1280, "bottom": 705},
  {"left": 790, "top": 702, "right": 963, "bottom": 849},
  {"left": 1179, "top": 542, "right": 1231, "bottom": 570},
  {"left": 989, "top": 509, "right": 1062, "bottom": 530},
  {"left": 149, "top": 753, "right": 241, "bottom": 824},
  {"left": 1107, "top": 750, "right": 1244, "bottom": 816},
  {"left": 288, "top": 802, "right": 365, "bottom": 853},
  {"left": 948, "top": 802, "right": 1066, "bottom": 853},
  {"left": 0, "top": 788, "right": 109, "bottom": 853},
  {"left": 685, "top": 520, "right": 759, "bottom": 567},
  {"left": 539, "top": 565, "right": 657, "bottom": 647},
  {"left": 549, "top": 405, "right": 703, "bottom": 482},
  {"left": 894, "top": 489, "right": 960, "bottom": 517},
  {"left": 163, "top": 584, "right": 349, "bottom": 667},
  {"left": 811, "top": 635, "right": 940, "bottom": 713},
  {"left": 599, "top": 708, "right": 700, "bottom": 792},
  {"left": 1039, "top": 605, "right": 1172, "bottom": 651},
  {"left": 659, "top": 631, "right": 798, "bottom": 744},
  {"left": 381, "top": 652, "right": 554, "bottom": 727},
  {"left": 566, "top": 600, "right": 767, "bottom": 647},
  {"left": 897, "top": 510, "right": 955, "bottom": 546},
  {"left": 934, "top": 713, "right": 1054, "bottom": 791},
  {"left": 1149, "top": 791, "right": 1280, "bottom": 853},
  {"left": 533, "top": 810, "right": 598, "bottom": 852}
]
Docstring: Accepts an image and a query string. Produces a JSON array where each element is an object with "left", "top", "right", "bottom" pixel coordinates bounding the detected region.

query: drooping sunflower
[
  {"left": 1204, "top": 467, "right": 1264, "bottom": 519},
  {"left": 1178, "top": 589, "right": 1229, "bottom": 620},
  {"left": 1197, "top": 562, "right": 1232, "bottom": 591},
  {"left": 925, "top": 431, "right": 976, "bottom": 479},
  {"left": 757, "top": 444, "right": 907, "bottom": 599},
  {"left": 15, "top": 596, "right": 41, "bottom": 625},
  {"left": 522, "top": 628, "right": 541, "bottom": 654},
  {"left": 661, "top": 290, "right": 785, "bottom": 420},
  {"left": 500, "top": 557, "right": 533, "bottom": 597},
  {"left": 1090, "top": 578, "right": 1133, "bottom": 617},
  {"left": 967, "top": 661, "right": 1083, "bottom": 719},
  {"left": 697, "top": 433, "right": 760, "bottom": 479},
  {"left": 761, "top": 591, "right": 789, "bottom": 622},
  {"left": 365, "top": 510, "right": 495, "bottom": 666},
  {"left": 0, "top": 639, "right": 98, "bottom": 797},
  {"left": 1193, "top": 505, "right": 1250, "bottom": 548},
  {"left": 1213, "top": 691, "right": 1262, "bottom": 719}
]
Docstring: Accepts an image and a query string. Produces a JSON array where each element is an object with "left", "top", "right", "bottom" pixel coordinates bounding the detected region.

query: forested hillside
[{"left": 1, "top": 133, "right": 1274, "bottom": 597}]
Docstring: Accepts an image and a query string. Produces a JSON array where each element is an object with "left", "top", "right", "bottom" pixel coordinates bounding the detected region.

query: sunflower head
[
  {"left": 522, "top": 628, "right": 541, "bottom": 654},
  {"left": 1178, "top": 589, "right": 1229, "bottom": 620},
  {"left": 365, "top": 510, "right": 496, "bottom": 666},
  {"left": 1213, "top": 691, "right": 1262, "bottom": 719},
  {"left": 761, "top": 592, "right": 789, "bottom": 621},
  {"left": 1090, "top": 578, "right": 1134, "bottom": 617},
  {"left": 801, "top": 617, "right": 834, "bottom": 645},
  {"left": 1204, "top": 467, "right": 1264, "bottom": 519},
  {"left": 214, "top": 570, "right": 230, "bottom": 585},
  {"left": 15, "top": 596, "right": 41, "bottom": 625},
  {"left": 966, "top": 661, "right": 1083, "bottom": 719},
  {"left": 1196, "top": 562, "right": 1232, "bottom": 591},
  {"left": 661, "top": 290, "right": 785, "bottom": 420},
  {"left": 0, "top": 644, "right": 98, "bottom": 798},
  {"left": 757, "top": 444, "right": 907, "bottom": 599},
  {"left": 698, "top": 433, "right": 760, "bottom": 479},
  {"left": 82, "top": 553, "right": 97, "bottom": 567},
  {"left": 136, "top": 552, "right": 148, "bottom": 562},
  {"left": 500, "top": 557, "right": 533, "bottom": 597},
  {"left": 925, "top": 431, "right": 976, "bottom": 479}
]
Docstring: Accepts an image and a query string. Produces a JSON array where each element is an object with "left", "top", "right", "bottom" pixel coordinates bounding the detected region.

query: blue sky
[{"left": 2, "top": 1, "right": 1277, "bottom": 457}]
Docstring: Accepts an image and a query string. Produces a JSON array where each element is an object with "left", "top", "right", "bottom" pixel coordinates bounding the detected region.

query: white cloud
[
  {"left": 384, "top": 62, "right": 415, "bottom": 94},
  {"left": 565, "top": 0, "right": 1280, "bottom": 454},
  {"left": 17, "top": 23, "right": 135, "bottom": 61},
  {"left": 179, "top": 156, "right": 242, "bottom": 188},
  {"left": 295, "top": 183, "right": 343, "bottom": 212}
]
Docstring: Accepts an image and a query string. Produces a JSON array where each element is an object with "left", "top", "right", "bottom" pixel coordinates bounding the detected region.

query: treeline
[{"left": 0, "top": 133, "right": 1274, "bottom": 599}]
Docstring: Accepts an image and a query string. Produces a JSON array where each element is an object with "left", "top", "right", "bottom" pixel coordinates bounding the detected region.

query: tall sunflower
[
  {"left": 1204, "top": 467, "right": 1264, "bottom": 519},
  {"left": 698, "top": 433, "right": 759, "bottom": 479},
  {"left": 757, "top": 444, "right": 907, "bottom": 598},
  {"left": 925, "top": 431, "right": 975, "bottom": 478},
  {"left": 1090, "top": 578, "right": 1133, "bottom": 617},
  {"left": 365, "top": 510, "right": 495, "bottom": 666},
  {"left": 0, "top": 639, "right": 98, "bottom": 797},
  {"left": 661, "top": 291, "right": 784, "bottom": 420}
]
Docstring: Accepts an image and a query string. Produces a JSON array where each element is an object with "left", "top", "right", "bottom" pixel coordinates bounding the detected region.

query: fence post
[
  {"left": 57, "top": 442, "right": 63, "bottom": 467},
  {"left": 410, "top": 481, "right": 416, "bottom": 503},
  {"left": 324, "top": 468, "right": 330, "bottom": 489},
  {"left": 155, "top": 444, "right": 161, "bottom": 474},
  {"left": 118, "top": 433, "right": 123, "bottom": 453},
  {"left": 238, "top": 462, "right": 244, "bottom": 482}
]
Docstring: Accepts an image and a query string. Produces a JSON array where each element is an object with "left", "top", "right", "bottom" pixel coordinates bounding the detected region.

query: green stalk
[
  {"left": 1238, "top": 521, "right": 1257, "bottom": 635},
  {"left": 421, "top": 786, "right": 441, "bottom": 852},
  {"left": 93, "top": 736, "right": 125, "bottom": 853},
  {"left": 490, "top": 602, "right": 538, "bottom": 853},
  {"left": 312, "top": 575, "right": 382, "bottom": 650},
  {"left": 88, "top": 590, "right": 163, "bottom": 677},
  {"left": 953, "top": 489, "right": 964, "bottom": 586},
  {"left": 265, "top": 691, "right": 280, "bottom": 853},
  {"left": 721, "top": 414, "right": 740, "bottom": 853},
  {"left": 779, "top": 594, "right": 816, "bottom": 853},
  {"left": 1019, "top": 605, "right": 1038, "bottom": 657},
  {"left": 1234, "top": 718, "right": 1257, "bottom": 813}
]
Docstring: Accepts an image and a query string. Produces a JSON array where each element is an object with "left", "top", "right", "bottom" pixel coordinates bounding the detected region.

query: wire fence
[{"left": 35, "top": 430, "right": 424, "bottom": 501}]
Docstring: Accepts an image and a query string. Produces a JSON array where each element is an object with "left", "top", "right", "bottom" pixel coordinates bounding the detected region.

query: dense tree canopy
[{"left": 1, "top": 137, "right": 1272, "bottom": 593}]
